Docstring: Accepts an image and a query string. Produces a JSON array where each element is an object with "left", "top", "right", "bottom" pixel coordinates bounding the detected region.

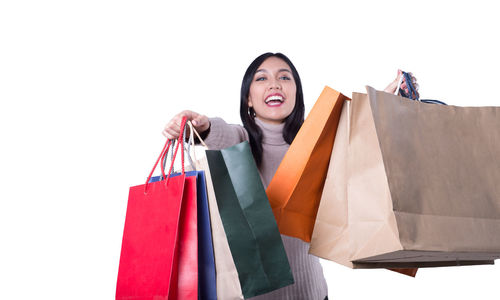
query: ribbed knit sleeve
[{"left": 203, "top": 117, "right": 249, "bottom": 150}]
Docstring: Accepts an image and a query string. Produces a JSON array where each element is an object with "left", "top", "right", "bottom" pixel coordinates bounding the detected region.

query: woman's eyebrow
[{"left": 255, "top": 68, "right": 292, "bottom": 74}]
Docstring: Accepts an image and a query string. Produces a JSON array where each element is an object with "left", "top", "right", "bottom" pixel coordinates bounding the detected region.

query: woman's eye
[
  {"left": 280, "top": 76, "right": 291, "bottom": 80},
  {"left": 255, "top": 77, "right": 266, "bottom": 81}
]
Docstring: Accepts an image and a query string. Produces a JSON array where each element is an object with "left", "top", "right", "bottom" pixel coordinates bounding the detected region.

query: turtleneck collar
[{"left": 255, "top": 117, "right": 287, "bottom": 146}]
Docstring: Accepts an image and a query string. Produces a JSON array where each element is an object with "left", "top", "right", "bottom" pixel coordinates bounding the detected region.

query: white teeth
[{"left": 265, "top": 95, "right": 284, "bottom": 103}]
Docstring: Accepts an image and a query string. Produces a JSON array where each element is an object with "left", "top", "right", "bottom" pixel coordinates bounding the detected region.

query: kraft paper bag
[
  {"left": 195, "top": 156, "right": 244, "bottom": 300},
  {"left": 310, "top": 86, "right": 500, "bottom": 269},
  {"left": 181, "top": 121, "right": 243, "bottom": 300},
  {"left": 267, "top": 86, "right": 349, "bottom": 242}
]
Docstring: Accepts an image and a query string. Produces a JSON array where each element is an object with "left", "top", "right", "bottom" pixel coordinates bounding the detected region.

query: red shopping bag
[
  {"left": 172, "top": 173, "right": 198, "bottom": 300},
  {"left": 116, "top": 117, "right": 198, "bottom": 300}
]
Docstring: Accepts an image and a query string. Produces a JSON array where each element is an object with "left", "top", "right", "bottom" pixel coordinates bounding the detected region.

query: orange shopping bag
[{"left": 266, "top": 86, "right": 349, "bottom": 242}]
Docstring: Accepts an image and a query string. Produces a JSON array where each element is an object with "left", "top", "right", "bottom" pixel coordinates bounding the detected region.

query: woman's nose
[{"left": 268, "top": 79, "right": 281, "bottom": 90}]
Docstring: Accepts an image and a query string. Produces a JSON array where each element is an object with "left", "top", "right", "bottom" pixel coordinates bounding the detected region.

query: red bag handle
[{"left": 144, "top": 117, "right": 187, "bottom": 192}]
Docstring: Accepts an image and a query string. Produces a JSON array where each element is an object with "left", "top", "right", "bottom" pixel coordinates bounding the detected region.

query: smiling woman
[
  {"left": 162, "top": 52, "right": 414, "bottom": 300},
  {"left": 239, "top": 53, "right": 304, "bottom": 167},
  {"left": 247, "top": 57, "right": 297, "bottom": 124},
  {"left": 164, "top": 53, "right": 328, "bottom": 300}
]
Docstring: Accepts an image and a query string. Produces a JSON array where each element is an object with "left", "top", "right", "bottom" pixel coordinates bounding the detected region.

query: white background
[{"left": 1, "top": 1, "right": 499, "bottom": 299}]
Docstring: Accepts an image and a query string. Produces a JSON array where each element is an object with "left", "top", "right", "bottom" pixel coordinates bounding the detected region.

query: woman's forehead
[
  {"left": 257, "top": 57, "right": 291, "bottom": 72},
  {"left": 255, "top": 68, "right": 292, "bottom": 74}
]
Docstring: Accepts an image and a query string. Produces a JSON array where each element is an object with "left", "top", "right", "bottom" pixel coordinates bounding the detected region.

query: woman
[{"left": 163, "top": 53, "right": 415, "bottom": 300}]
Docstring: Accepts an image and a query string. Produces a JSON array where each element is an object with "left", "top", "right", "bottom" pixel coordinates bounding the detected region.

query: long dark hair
[{"left": 240, "top": 52, "right": 305, "bottom": 166}]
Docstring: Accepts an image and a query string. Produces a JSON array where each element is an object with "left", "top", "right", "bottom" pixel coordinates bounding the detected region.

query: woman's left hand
[{"left": 384, "top": 69, "right": 419, "bottom": 98}]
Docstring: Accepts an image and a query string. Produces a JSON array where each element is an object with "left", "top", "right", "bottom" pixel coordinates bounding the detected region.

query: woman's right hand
[{"left": 162, "top": 110, "right": 210, "bottom": 140}]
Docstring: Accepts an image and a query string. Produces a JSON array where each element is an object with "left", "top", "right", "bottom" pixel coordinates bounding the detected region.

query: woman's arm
[
  {"left": 163, "top": 110, "right": 248, "bottom": 150},
  {"left": 202, "top": 117, "right": 249, "bottom": 150}
]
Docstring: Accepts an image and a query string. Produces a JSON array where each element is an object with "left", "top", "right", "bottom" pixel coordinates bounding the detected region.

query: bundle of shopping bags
[
  {"left": 117, "top": 83, "right": 500, "bottom": 299},
  {"left": 116, "top": 118, "right": 293, "bottom": 300},
  {"left": 268, "top": 85, "right": 500, "bottom": 271}
]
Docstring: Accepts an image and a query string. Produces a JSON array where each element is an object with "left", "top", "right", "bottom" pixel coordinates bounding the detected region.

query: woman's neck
[{"left": 255, "top": 117, "right": 287, "bottom": 146}]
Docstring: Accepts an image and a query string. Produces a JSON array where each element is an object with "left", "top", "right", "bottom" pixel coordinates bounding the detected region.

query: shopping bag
[
  {"left": 310, "top": 86, "right": 500, "bottom": 269},
  {"left": 196, "top": 157, "right": 244, "bottom": 300},
  {"left": 183, "top": 121, "right": 241, "bottom": 300},
  {"left": 194, "top": 170, "right": 217, "bottom": 300},
  {"left": 206, "top": 142, "right": 294, "bottom": 299},
  {"left": 266, "top": 86, "right": 349, "bottom": 242},
  {"left": 152, "top": 170, "right": 215, "bottom": 299},
  {"left": 171, "top": 173, "right": 197, "bottom": 300},
  {"left": 149, "top": 170, "right": 198, "bottom": 300},
  {"left": 116, "top": 118, "right": 196, "bottom": 299}
]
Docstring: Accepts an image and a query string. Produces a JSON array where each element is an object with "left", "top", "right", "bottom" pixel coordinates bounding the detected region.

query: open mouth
[{"left": 265, "top": 94, "right": 284, "bottom": 106}]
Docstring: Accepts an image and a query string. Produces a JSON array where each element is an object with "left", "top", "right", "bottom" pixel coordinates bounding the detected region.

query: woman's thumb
[{"left": 192, "top": 114, "right": 205, "bottom": 127}]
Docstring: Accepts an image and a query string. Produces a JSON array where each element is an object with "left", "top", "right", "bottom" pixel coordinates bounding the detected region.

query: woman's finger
[
  {"left": 163, "top": 116, "right": 182, "bottom": 138},
  {"left": 193, "top": 114, "right": 209, "bottom": 132},
  {"left": 162, "top": 110, "right": 207, "bottom": 139},
  {"left": 164, "top": 127, "right": 180, "bottom": 140},
  {"left": 182, "top": 110, "right": 201, "bottom": 122}
]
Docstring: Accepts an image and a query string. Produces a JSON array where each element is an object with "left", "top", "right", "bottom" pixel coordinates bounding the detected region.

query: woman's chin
[{"left": 256, "top": 116, "right": 286, "bottom": 125}]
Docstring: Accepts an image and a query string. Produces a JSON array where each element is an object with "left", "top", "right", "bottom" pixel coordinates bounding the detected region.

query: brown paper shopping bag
[
  {"left": 267, "top": 86, "right": 349, "bottom": 242},
  {"left": 310, "top": 86, "right": 500, "bottom": 269},
  {"left": 195, "top": 157, "right": 244, "bottom": 300},
  {"left": 183, "top": 122, "right": 244, "bottom": 300}
]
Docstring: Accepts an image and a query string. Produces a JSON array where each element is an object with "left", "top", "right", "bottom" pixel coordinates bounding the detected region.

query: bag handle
[
  {"left": 396, "top": 71, "right": 419, "bottom": 100},
  {"left": 184, "top": 121, "right": 197, "bottom": 170},
  {"left": 396, "top": 71, "right": 447, "bottom": 105},
  {"left": 186, "top": 120, "right": 208, "bottom": 161},
  {"left": 186, "top": 121, "right": 209, "bottom": 170},
  {"left": 160, "top": 120, "right": 208, "bottom": 172},
  {"left": 189, "top": 120, "right": 208, "bottom": 149},
  {"left": 144, "top": 116, "right": 187, "bottom": 192},
  {"left": 162, "top": 121, "right": 196, "bottom": 172}
]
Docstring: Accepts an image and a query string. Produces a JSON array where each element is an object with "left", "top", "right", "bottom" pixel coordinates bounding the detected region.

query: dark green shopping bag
[{"left": 206, "top": 142, "right": 294, "bottom": 298}]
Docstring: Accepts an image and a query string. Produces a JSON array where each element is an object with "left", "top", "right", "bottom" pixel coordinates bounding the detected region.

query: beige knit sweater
[{"left": 204, "top": 117, "right": 328, "bottom": 300}]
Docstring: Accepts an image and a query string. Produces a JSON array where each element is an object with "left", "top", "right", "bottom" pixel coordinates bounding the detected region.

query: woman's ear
[{"left": 247, "top": 97, "right": 253, "bottom": 107}]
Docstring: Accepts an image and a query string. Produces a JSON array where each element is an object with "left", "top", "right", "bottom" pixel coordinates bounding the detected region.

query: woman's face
[{"left": 248, "top": 57, "right": 297, "bottom": 124}]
